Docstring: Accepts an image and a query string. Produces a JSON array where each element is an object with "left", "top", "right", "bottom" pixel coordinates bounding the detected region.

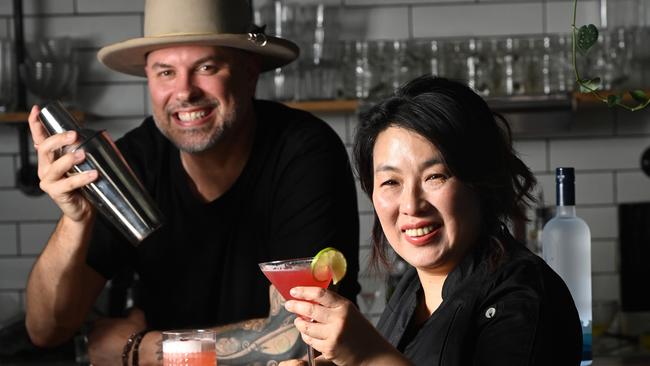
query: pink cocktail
[
  {"left": 162, "top": 329, "right": 217, "bottom": 366},
  {"left": 258, "top": 257, "right": 332, "bottom": 366},
  {"left": 163, "top": 351, "right": 216, "bottom": 366},
  {"left": 260, "top": 258, "right": 332, "bottom": 301}
]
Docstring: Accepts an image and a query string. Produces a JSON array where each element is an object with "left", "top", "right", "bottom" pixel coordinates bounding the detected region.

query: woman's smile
[{"left": 401, "top": 222, "right": 442, "bottom": 246}]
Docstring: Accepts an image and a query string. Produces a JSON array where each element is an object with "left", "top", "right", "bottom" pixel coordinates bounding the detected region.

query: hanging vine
[{"left": 572, "top": 0, "right": 650, "bottom": 111}]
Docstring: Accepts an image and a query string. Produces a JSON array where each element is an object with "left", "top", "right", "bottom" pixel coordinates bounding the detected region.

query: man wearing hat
[{"left": 24, "top": 0, "right": 360, "bottom": 364}]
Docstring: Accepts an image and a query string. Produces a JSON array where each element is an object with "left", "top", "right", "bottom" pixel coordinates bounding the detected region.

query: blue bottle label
[{"left": 581, "top": 322, "right": 592, "bottom": 366}]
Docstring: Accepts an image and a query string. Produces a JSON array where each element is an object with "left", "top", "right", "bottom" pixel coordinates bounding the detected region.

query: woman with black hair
[{"left": 282, "top": 76, "right": 582, "bottom": 365}]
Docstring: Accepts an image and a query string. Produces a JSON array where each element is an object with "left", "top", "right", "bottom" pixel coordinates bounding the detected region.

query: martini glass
[{"left": 259, "top": 257, "right": 332, "bottom": 366}]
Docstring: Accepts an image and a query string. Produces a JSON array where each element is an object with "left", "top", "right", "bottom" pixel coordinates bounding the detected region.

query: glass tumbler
[{"left": 162, "top": 329, "right": 217, "bottom": 366}]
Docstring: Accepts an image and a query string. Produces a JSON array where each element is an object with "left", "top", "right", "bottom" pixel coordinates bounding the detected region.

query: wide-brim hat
[{"left": 97, "top": 0, "right": 299, "bottom": 77}]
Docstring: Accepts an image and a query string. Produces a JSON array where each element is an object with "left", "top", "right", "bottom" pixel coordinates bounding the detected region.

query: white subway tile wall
[
  {"left": 0, "top": 292, "right": 22, "bottom": 327},
  {"left": 0, "top": 18, "right": 8, "bottom": 38},
  {"left": 0, "top": 126, "right": 18, "bottom": 153},
  {"left": 22, "top": 15, "right": 142, "bottom": 47},
  {"left": 592, "top": 273, "right": 620, "bottom": 302},
  {"left": 19, "top": 222, "right": 56, "bottom": 256},
  {"left": 592, "top": 240, "right": 618, "bottom": 273},
  {"left": 76, "top": 0, "right": 145, "bottom": 14},
  {"left": 412, "top": 3, "right": 544, "bottom": 38},
  {"left": 0, "top": 191, "right": 60, "bottom": 221},
  {"left": 550, "top": 137, "right": 650, "bottom": 170},
  {"left": 75, "top": 84, "right": 147, "bottom": 116},
  {"left": 0, "top": 224, "right": 17, "bottom": 255},
  {"left": 0, "top": 257, "right": 35, "bottom": 290},
  {"left": 0, "top": 0, "right": 647, "bottom": 324},
  {"left": 77, "top": 50, "right": 141, "bottom": 83},
  {"left": 0, "top": 0, "right": 75, "bottom": 16},
  {"left": 340, "top": 7, "right": 410, "bottom": 40},
  {"left": 545, "top": 0, "right": 601, "bottom": 34},
  {"left": 0, "top": 156, "right": 15, "bottom": 187},
  {"left": 617, "top": 171, "right": 650, "bottom": 203}
]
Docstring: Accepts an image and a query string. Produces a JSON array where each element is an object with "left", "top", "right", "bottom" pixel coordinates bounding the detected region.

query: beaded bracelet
[
  {"left": 122, "top": 332, "right": 138, "bottom": 366},
  {"left": 131, "top": 329, "right": 150, "bottom": 366}
]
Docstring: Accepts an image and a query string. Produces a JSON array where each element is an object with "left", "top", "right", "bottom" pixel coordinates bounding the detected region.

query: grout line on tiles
[
  {"left": 542, "top": 0, "right": 547, "bottom": 34},
  {"left": 545, "top": 138, "right": 550, "bottom": 172},
  {"left": 612, "top": 171, "right": 618, "bottom": 204},
  {"left": 0, "top": 254, "right": 37, "bottom": 259},
  {"left": 407, "top": 5, "right": 413, "bottom": 39},
  {"left": 15, "top": 222, "right": 20, "bottom": 256}
]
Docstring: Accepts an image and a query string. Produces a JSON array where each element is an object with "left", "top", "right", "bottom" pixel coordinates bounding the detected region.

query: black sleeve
[
  {"left": 267, "top": 112, "right": 361, "bottom": 304},
  {"left": 473, "top": 262, "right": 582, "bottom": 366}
]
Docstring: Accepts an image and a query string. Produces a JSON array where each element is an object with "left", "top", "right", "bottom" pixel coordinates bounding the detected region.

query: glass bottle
[{"left": 542, "top": 167, "right": 592, "bottom": 365}]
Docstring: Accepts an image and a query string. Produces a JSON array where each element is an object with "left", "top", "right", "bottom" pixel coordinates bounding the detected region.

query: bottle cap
[
  {"left": 556, "top": 167, "right": 575, "bottom": 206},
  {"left": 556, "top": 167, "right": 575, "bottom": 184}
]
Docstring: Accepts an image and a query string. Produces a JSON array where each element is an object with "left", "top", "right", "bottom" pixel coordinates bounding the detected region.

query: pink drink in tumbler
[{"left": 162, "top": 329, "right": 217, "bottom": 366}]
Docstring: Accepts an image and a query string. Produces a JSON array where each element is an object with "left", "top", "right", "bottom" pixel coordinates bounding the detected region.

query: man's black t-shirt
[{"left": 87, "top": 100, "right": 360, "bottom": 330}]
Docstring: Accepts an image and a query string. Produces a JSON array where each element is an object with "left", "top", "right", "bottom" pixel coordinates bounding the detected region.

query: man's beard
[
  {"left": 155, "top": 101, "right": 235, "bottom": 153},
  {"left": 167, "top": 124, "right": 226, "bottom": 153}
]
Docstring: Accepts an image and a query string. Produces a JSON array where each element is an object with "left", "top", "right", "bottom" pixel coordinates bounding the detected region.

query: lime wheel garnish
[{"left": 311, "top": 247, "right": 347, "bottom": 285}]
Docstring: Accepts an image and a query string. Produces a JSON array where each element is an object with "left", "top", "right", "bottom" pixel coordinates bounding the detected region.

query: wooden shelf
[
  {"left": 573, "top": 90, "right": 650, "bottom": 109},
  {"left": 282, "top": 99, "right": 359, "bottom": 113},
  {"left": 281, "top": 96, "right": 574, "bottom": 114},
  {"left": 0, "top": 110, "right": 86, "bottom": 124},
  {"left": 282, "top": 91, "right": 649, "bottom": 114}
]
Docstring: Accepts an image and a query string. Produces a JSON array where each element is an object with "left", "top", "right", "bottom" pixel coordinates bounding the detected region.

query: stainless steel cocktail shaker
[{"left": 39, "top": 101, "right": 163, "bottom": 245}]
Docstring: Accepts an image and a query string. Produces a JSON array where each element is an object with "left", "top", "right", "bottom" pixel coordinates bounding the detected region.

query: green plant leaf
[
  {"left": 607, "top": 94, "right": 622, "bottom": 107},
  {"left": 629, "top": 90, "right": 649, "bottom": 103},
  {"left": 577, "top": 24, "right": 599, "bottom": 54},
  {"left": 579, "top": 77, "right": 601, "bottom": 93}
]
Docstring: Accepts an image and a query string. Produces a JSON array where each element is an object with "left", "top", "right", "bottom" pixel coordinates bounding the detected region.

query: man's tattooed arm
[
  {"left": 147, "top": 286, "right": 306, "bottom": 366},
  {"left": 212, "top": 285, "right": 307, "bottom": 365}
]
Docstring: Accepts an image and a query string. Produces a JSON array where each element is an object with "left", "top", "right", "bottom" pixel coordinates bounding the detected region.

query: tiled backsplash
[{"left": 1, "top": 0, "right": 650, "bottom": 327}]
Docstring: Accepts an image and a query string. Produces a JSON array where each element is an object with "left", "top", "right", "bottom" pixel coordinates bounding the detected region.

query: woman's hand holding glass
[{"left": 284, "top": 286, "right": 406, "bottom": 366}]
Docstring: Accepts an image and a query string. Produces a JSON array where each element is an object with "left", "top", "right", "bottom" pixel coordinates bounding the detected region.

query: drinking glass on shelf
[
  {"left": 485, "top": 38, "right": 505, "bottom": 97},
  {"left": 443, "top": 39, "right": 469, "bottom": 85},
  {"left": 414, "top": 39, "right": 445, "bottom": 79},
  {"left": 162, "top": 329, "right": 217, "bottom": 366},
  {"left": 607, "top": 27, "right": 634, "bottom": 89},
  {"left": 551, "top": 33, "right": 574, "bottom": 93},
  {"left": 520, "top": 37, "right": 543, "bottom": 95},
  {"left": 465, "top": 38, "right": 491, "bottom": 97},
  {"left": 497, "top": 37, "right": 525, "bottom": 96},
  {"left": 259, "top": 257, "right": 332, "bottom": 366},
  {"left": 338, "top": 40, "right": 357, "bottom": 99},
  {"left": 298, "top": 4, "right": 341, "bottom": 100},
  {"left": 631, "top": 27, "right": 650, "bottom": 88},
  {"left": 354, "top": 41, "right": 372, "bottom": 99},
  {"left": 539, "top": 36, "right": 553, "bottom": 95},
  {"left": 386, "top": 40, "right": 411, "bottom": 93}
]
